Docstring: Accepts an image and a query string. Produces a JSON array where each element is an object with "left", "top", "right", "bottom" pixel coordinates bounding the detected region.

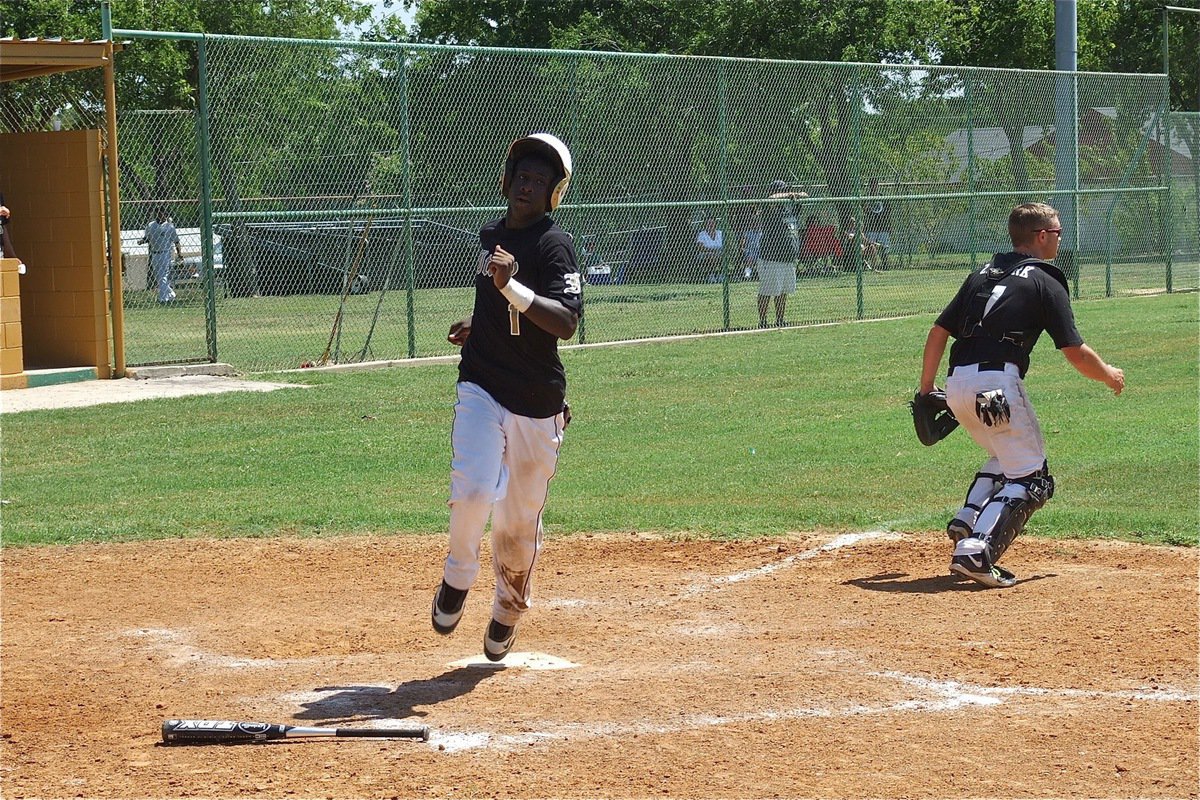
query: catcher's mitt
[{"left": 910, "top": 389, "right": 959, "bottom": 446}]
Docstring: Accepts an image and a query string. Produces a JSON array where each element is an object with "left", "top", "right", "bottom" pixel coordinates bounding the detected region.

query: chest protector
[{"left": 960, "top": 257, "right": 1063, "bottom": 349}]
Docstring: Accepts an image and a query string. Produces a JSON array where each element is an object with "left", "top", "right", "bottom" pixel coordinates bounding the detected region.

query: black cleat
[
  {"left": 946, "top": 518, "right": 973, "bottom": 544},
  {"left": 949, "top": 540, "right": 1017, "bottom": 588},
  {"left": 431, "top": 581, "right": 468, "bottom": 635},
  {"left": 483, "top": 619, "right": 517, "bottom": 662}
]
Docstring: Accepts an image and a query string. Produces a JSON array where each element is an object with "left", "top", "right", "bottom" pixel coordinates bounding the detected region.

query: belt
[{"left": 951, "top": 361, "right": 1011, "bottom": 375}]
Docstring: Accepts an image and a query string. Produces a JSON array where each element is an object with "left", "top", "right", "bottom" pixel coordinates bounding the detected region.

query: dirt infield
[{"left": 2, "top": 532, "right": 1196, "bottom": 799}]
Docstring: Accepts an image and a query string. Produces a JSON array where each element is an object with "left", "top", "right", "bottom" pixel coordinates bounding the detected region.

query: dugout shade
[{"left": 0, "top": 37, "right": 128, "bottom": 389}]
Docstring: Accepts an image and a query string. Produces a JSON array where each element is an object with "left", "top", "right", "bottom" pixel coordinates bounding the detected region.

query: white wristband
[{"left": 500, "top": 278, "right": 535, "bottom": 312}]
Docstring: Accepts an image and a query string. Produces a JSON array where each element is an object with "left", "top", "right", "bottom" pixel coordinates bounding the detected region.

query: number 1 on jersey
[{"left": 509, "top": 304, "right": 520, "bottom": 335}]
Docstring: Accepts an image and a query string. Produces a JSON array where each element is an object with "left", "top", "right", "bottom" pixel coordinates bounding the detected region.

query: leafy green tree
[
  {"left": 403, "top": 0, "right": 1195, "bottom": 200},
  {"left": 1, "top": 0, "right": 373, "bottom": 107},
  {"left": 406, "top": 0, "right": 958, "bottom": 231},
  {"left": 1094, "top": 0, "right": 1199, "bottom": 112},
  {"left": 1, "top": 0, "right": 377, "bottom": 225}
]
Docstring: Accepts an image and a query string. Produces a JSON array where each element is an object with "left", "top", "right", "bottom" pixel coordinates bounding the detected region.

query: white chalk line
[
  {"left": 122, "top": 532, "right": 1197, "bottom": 756},
  {"left": 124, "top": 627, "right": 311, "bottom": 669},
  {"left": 543, "top": 531, "right": 904, "bottom": 611},
  {"left": 877, "top": 670, "right": 1200, "bottom": 704},
  {"left": 680, "top": 530, "right": 903, "bottom": 596},
  {"left": 429, "top": 670, "right": 1198, "bottom": 753}
]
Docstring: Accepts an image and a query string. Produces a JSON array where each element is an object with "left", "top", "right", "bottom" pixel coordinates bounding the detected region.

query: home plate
[{"left": 448, "top": 652, "right": 578, "bottom": 670}]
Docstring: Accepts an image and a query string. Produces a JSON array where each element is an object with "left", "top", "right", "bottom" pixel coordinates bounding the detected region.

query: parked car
[{"left": 172, "top": 239, "right": 223, "bottom": 285}]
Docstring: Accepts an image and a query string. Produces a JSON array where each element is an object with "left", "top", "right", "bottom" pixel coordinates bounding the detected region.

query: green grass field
[
  {"left": 119, "top": 253, "right": 1196, "bottom": 372},
  {"left": 2, "top": 292, "right": 1195, "bottom": 548}
]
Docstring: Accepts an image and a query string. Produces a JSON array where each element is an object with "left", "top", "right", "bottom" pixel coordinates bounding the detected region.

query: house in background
[
  {"left": 941, "top": 107, "right": 1193, "bottom": 184},
  {"left": 932, "top": 107, "right": 1194, "bottom": 254}
]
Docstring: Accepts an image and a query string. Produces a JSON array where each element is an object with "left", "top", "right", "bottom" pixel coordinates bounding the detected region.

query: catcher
[{"left": 916, "top": 202, "right": 1124, "bottom": 588}]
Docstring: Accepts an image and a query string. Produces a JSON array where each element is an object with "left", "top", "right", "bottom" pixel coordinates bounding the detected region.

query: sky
[
  {"left": 366, "top": 0, "right": 416, "bottom": 29},
  {"left": 339, "top": 0, "right": 415, "bottom": 37}
]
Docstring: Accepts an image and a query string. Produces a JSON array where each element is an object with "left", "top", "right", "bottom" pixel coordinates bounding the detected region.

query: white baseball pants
[
  {"left": 945, "top": 362, "right": 1047, "bottom": 479},
  {"left": 442, "top": 381, "right": 565, "bottom": 627},
  {"left": 945, "top": 362, "right": 1047, "bottom": 533}
]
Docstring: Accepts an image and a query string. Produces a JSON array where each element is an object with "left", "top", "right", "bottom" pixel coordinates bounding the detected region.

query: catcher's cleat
[
  {"left": 483, "top": 619, "right": 517, "bottom": 662},
  {"left": 950, "top": 549, "right": 1018, "bottom": 588},
  {"left": 946, "top": 518, "right": 973, "bottom": 544},
  {"left": 431, "top": 581, "right": 468, "bottom": 635}
]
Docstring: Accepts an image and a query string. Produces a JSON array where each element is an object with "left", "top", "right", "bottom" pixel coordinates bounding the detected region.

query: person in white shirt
[
  {"left": 696, "top": 215, "right": 723, "bottom": 283},
  {"left": 139, "top": 206, "right": 183, "bottom": 304}
]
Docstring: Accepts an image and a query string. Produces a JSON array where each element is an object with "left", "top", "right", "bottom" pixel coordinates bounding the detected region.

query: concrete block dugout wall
[
  {"left": 1, "top": 257, "right": 24, "bottom": 389},
  {"left": 0, "top": 129, "right": 112, "bottom": 381}
]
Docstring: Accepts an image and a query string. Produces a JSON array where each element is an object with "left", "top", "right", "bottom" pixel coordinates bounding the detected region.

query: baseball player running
[
  {"left": 432, "top": 133, "right": 582, "bottom": 660},
  {"left": 918, "top": 202, "right": 1124, "bottom": 588}
]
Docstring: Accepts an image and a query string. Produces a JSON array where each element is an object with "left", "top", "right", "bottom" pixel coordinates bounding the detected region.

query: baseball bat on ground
[{"left": 161, "top": 719, "right": 429, "bottom": 745}]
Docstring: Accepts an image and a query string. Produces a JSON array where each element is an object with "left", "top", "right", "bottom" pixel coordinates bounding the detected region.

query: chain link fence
[
  {"left": 1170, "top": 111, "right": 1200, "bottom": 289},
  {"left": 7, "top": 32, "right": 1194, "bottom": 372}
]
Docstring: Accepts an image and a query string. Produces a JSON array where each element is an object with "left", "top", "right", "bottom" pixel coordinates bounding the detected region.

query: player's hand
[
  {"left": 1106, "top": 365, "right": 1125, "bottom": 396},
  {"left": 447, "top": 315, "right": 472, "bottom": 347},
  {"left": 487, "top": 245, "right": 517, "bottom": 290}
]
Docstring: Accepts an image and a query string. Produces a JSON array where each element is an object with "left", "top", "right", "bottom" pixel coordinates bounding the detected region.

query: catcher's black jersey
[
  {"left": 459, "top": 216, "right": 582, "bottom": 418},
  {"left": 936, "top": 251, "right": 1083, "bottom": 377}
]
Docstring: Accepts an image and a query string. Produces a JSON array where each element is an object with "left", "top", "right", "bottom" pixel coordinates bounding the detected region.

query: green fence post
[
  {"left": 1193, "top": 117, "right": 1200, "bottom": 291},
  {"left": 1160, "top": 108, "right": 1174, "bottom": 294},
  {"left": 966, "top": 71, "right": 978, "bottom": 273},
  {"left": 853, "top": 64, "right": 865, "bottom": 320},
  {"left": 719, "top": 59, "right": 731, "bottom": 330},
  {"left": 1163, "top": 112, "right": 1174, "bottom": 295},
  {"left": 397, "top": 50, "right": 416, "bottom": 359},
  {"left": 195, "top": 36, "right": 218, "bottom": 361},
  {"left": 1160, "top": 6, "right": 1174, "bottom": 294},
  {"left": 570, "top": 54, "right": 587, "bottom": 345}
]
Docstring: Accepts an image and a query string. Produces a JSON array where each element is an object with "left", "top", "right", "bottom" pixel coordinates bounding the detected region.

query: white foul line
[
  {"left": 682, "top": 530, "right": 903, "bottom": 596},
  {"left": 429, "top": 669, "right": 1198, "bottom": 753}
]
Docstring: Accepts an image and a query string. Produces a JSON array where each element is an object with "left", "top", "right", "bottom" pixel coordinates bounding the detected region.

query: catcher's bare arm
[
  {"left": 919, "top": 324, "right": 951, "bottom": 394},
  {"left": 1061, "top": 344, "right": 1125, "bottom": 395}
]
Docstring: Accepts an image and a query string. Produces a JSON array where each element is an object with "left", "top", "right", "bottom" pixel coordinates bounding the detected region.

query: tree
[
  {"left": 406, "top": 0, "right": 960, "bottom": 230},
  {"left": 1094, "top": 1, "right": 1199, "bottom": 113},
  {"left": 1, "top": 0, "right": 374, "bottom": 107},
  {"left": 1, "top": 0, "right": 377, "bottom": 215}
]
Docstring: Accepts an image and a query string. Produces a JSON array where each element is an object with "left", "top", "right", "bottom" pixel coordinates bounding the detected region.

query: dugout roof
[{"left": 0, "top": 37, "right": 122, "bottom": 83}]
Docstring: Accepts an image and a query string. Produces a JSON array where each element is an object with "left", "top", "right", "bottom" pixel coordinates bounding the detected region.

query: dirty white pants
[{"left": 442, "top": 381, "right": 565, "bottom": 627}]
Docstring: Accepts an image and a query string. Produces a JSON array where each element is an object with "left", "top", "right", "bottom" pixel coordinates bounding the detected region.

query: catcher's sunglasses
[{"left": 1035, "top": 228, "right": 1063, "bottom": 236}]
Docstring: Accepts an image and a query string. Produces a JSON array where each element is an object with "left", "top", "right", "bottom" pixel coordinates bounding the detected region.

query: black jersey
[
  {"left": 459, "top": 216, "right": 583, "bottom": 418},
  {"left": 863, "top": 199, "right": 891, "bottom": 234},
  {"left": 936, "top": 251, "right": 1083, "bottom": 378},
  {"left": 760, "top": 202, "right": 798, "bottom": 262}
]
